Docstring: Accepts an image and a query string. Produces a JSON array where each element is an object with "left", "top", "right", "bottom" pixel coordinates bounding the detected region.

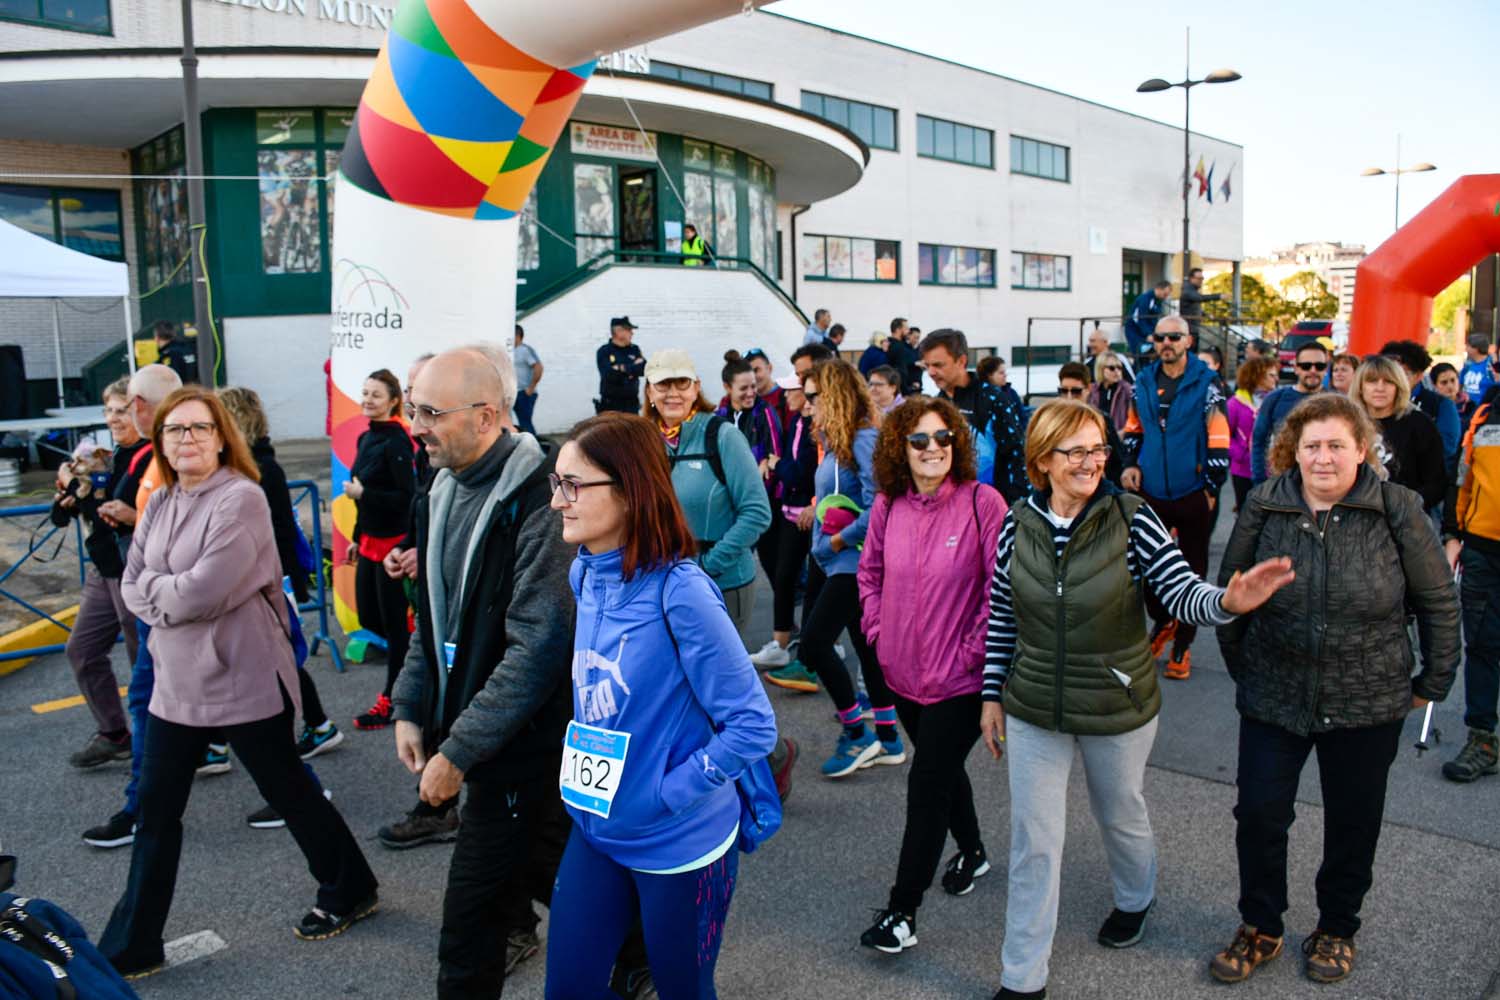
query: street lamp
[
  {"left": 1361, "top": 134, "right": 1436, "bottom": 232},
  {"left": 1137, "top": 28, "right": 1241, "bottom": 291}
]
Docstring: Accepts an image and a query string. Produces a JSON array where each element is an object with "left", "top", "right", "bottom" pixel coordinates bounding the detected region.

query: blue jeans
[
  {"left": 545, "top": 826, "right": 738, "bottom": 1000},
  {"left": 1460, "top": 545, "right": 1500, "bottom": 732},
  {"left": 123, "top": 619, "right": 154, "bottom": 818},
  {"left": 513, "top": 390, "right": 538, "bottom": 435}
]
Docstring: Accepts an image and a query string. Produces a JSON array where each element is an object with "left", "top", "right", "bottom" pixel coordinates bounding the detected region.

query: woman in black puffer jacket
[
  {"left": 343, "top": 369, "right": 416, "bottom": 731},
  {"left": 1208, "top": 393, "right": 1459, "bottom": 988}
]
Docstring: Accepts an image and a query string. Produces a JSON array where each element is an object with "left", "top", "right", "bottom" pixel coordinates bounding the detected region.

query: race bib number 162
[{"left": 560, "top": 720, "right": 630, "bottom": 819}]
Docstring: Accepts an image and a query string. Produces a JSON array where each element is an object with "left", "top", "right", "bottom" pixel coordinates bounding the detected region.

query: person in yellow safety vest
[{"left": 681, "top": 223, "right": 712, "bottom": 267}]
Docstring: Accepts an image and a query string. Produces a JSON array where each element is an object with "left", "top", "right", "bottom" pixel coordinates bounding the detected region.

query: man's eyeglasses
[
  {"left": 906, "top": 430, "right": 954, "bottom": 451},
  {"left": 161, "top": 421, "right": 216, "bottom": 442},
  {"left": 404, "top": 401, "right": 488, "bottom": 427},
  {"left": 1296, "top": 361, "right": 1329, "bottom": 372},
  {"left": 1058, "top": 386, "right": 1087, "bottom": 398},
  {"left": 1150, "top": 333, "right": 1185, "bottom": 343},
  {"left": 548, "top": 473, "right": 616, "bottom": 503},
  {"left": 1052, "top": 445, "right": 1112, "bottom": 467}
]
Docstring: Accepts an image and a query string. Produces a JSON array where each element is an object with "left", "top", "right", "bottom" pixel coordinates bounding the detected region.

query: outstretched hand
[{"left": 1221, "top": 556, "right": 1295, "bottom": 615}]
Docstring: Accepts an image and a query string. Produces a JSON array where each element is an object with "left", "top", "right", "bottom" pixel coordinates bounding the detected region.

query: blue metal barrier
[
  {"left": 0, "top": 502, "right": 86, "bottom": 664},
  {"left": 0, "top": 481, "right": 340, "bottom": 670}
]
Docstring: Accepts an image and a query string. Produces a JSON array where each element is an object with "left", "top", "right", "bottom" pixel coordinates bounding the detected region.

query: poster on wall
[
  {"left": 324, "top": 149, "right": 341, "bottom": 237},
  {"left": 683, "top": 139, "right": 712, "bottom": 171},
  {"left": 1053, "top": 257, "right": 1070, "bottom": 289},
  {"left": 957, "top": 247, "right": 978, "bottom": 285},
  {"left": 684, "top": 172, "right": 713, "bottom": 246},
  {"left": 713, "top": 146, "right": 735, "bottom": 174},
  {"left": 802, "top": 235, "right": 826, "bottom": 277},
  {"left": 713, "top": 177, "right": 738, "bottom": 259},
  {"left": 977, "top": 249, "right": 994, "bottom": 286},
  {"left": 258, "top": 149, "right": 322, "bottom": 274},
  {"left": 747, "top": 187, "right": 765, "bottom": 270},
  {"left": 826, "top": 236, "right": 852, "bottom": 279},
  {"left": 573, "top": 163, "right": 614, "bottom": 265},
  {"left": 851, "top": 238, "right": 875, "bottom": 281},
  {"left": 939, "top": 245, "right": 957, "bottom": 285},
  {"left": 761, "top": 192, "right": 777, "bottom": 274},
  {"left": 875, "top": 240, "right": 898, "bottom": 281},
  {"left": 1010, "top": 252, "right": 1024, "bottom": 287},
  {"left": 518, "top": 187, "right": 540, "bottom": 271},
  {"left": 142, "top": 170, "right": 190, "bottom": 289}
]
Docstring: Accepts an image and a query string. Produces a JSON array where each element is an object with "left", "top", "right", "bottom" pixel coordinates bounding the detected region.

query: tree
[
  {"left": 1432, "top": 276, "right": 1470, "bottom": 334},
  {"left": 1203, "top": 272, "right": 1289, "bottom": 335},
  {"left": 1280, "top": 271, "right": 1339, "bottom": 323}
]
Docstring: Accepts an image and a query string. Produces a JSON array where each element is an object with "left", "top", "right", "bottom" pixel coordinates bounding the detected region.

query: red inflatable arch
[{"left": 1348, "top": 174, "right": 1500, "bottom": 356}]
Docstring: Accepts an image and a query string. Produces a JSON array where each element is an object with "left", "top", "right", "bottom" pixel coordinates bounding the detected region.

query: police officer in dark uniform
[
  {"left": 152, "top": 322, "right": 197, "bottom": 384},
  {"left": 595, "top": 316, "right": 646, "bottom": 414}
]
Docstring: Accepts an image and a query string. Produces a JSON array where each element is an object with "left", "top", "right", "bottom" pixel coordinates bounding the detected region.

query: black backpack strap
[
  {"left": 0, "top": 900, "right": 78, "bottom": 1000},
  {"left": 667, "top": 416, "right": 728, "bottom": 487}
]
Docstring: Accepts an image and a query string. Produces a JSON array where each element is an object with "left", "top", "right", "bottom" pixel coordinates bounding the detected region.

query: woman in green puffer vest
[{"left": 979, "top": 399, "right": 1292, "bottom": 1000}]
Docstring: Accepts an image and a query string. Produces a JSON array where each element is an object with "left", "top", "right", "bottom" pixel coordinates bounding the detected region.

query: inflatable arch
[
  {"left": 1348, "top": 174, "right": 1500, "bottom": 356},
  {"left": 326, "top": 1, "right": 765, "bottom": 633}
]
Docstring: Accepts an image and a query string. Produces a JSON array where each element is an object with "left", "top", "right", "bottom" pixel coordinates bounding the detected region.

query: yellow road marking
[{"left": 32, "top": 686, "right": 128, "bottom": 714}]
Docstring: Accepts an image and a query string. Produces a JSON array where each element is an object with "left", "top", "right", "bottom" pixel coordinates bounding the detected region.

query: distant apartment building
[{"left": 1214, "top": 241, "right": 1366, "bottom": 322}]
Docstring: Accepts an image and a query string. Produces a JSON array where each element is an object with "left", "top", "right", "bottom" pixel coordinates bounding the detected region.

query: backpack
[
  {"left": 669, "top": 415, "right": 727, "bottom": 487},
  {"left": 0, "top": 857, "right": 139, "bottom": 1000},
  {"left": 657, "top": 564, "right": 783, "bottom": 854}
]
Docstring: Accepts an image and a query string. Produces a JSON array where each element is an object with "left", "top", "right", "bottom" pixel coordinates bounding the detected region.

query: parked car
[{"left": 1277, "top": 321, "right": 1335, "bottom": 381}]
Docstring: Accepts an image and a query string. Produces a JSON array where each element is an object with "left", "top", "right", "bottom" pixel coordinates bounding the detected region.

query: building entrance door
[
  {"left": 618, "top": 168, "right": 658, "bottom": 256},
  {"left": 1121, "top": 252, "right": 1144, "bottom": 320}
]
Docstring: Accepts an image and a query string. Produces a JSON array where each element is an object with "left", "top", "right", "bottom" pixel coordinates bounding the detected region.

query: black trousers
[
  {"left": 1142, "top": 490, "right": 1213, "bottom": 655},
  {"left": 438, "top": 769, "right": 569, "bottom": 999},
  {"left": 889, "top": 692, "right": 984, "bottom": 913},
  {"left": 99, "top": 692, "right": 377, "bottom": 968},
  {"left": 1234, "top": 715, "right": 1403, "bottom": 939},
  {"left": 297, "top": 666, "right": 327, "bottom": 729},
  {"left": 801, "top": 567, "right": 893, "bottom": 713},
  {"left": 759, "top": 515, "right": 811, "bottom": 634},
  {"left": 355, "top": 553, "right": 409, "bottom": 697},
  {"left": 1231, "top": 474, "right": 1254, "bottom": 513}
]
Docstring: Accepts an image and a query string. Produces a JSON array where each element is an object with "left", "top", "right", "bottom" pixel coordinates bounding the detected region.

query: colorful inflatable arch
[
  {"left": 1349, "top": 174, "right": 1500, "bottom": 357},
  {"left": 326, "top": 1, "right": 763, "bottom": 633}
]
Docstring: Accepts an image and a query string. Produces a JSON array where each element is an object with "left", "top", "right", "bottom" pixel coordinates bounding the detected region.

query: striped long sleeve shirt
[{"left": 982, "top": 494, "right": 1235, "bottom": 701}]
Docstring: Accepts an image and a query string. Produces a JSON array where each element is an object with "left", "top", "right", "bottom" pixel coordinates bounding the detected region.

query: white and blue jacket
[{"left": 565, "top": 548, "right": 778, "bottom": 871}]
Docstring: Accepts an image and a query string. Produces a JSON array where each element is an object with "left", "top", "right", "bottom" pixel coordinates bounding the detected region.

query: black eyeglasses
[
  {"left": 1150, "top": 333, "right": 1185, "bottom": 343},
  {"left": 1058, "top": 386, "right": 1087, "bottom": 398},
  {"left": 906, "top": 430, "right": 954, "bottom": 451},
  {"left": 548, "top": 473, "right": 617, "bottom": 503},
  {"left": 1052, "top": 445, "right": 1112, "bottom": 467},
  {"left": 803, "top": 391, "right": 819, "bottom": 404},
  {"left": 1103, "top": 364, "right": 1122, "bottom": 372},
  {"left": 1296, "top": 361, "right": 1329, "bottom": 372}
]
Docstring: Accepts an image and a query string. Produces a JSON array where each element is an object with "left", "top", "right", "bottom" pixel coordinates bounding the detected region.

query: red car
[{"left": 1277, "top": 321, "right": 1334, "bottom": 381}]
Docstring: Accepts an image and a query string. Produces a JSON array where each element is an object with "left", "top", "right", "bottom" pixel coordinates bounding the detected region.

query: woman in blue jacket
[
  {"left": 545, "top": 412, "right": 778, "bottom": 1000},
  {"left": 767, "top": 360, "right": 905, "bottom": 777}
]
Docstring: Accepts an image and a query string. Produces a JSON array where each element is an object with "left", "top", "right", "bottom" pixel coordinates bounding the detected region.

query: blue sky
[{"left": 766, "top": 0, "right": 1498, "bottom": 257}]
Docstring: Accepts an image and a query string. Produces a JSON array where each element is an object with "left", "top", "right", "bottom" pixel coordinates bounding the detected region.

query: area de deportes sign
[{"left": 569, "top": 123, "right": 658, "bottom": 163}]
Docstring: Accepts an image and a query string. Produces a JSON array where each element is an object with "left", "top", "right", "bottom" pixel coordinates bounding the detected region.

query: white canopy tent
[{"left": 0, "top": 218, "right": 133, "bottom": 406}]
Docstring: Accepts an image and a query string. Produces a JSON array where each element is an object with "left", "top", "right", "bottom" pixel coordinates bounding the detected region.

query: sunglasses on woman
[
  {"left": 906, "top": 430, "right": 954, "bottom": 451},
  {"left": 1103, "top": 364, "right": 1121, "bottom": 372}
]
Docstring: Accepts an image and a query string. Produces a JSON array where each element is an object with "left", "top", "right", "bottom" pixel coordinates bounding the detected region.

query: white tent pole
[
  {"left": 51, "top": 298, "right": 65, "bottom": 407},
  {"left": 123, "top": 296, "right": 136, "bottom": 374}
]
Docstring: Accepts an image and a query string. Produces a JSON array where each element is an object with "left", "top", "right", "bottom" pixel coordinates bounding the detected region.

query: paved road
[{"left": 3, "top": 513, "right": 1499, "bottom": 999}]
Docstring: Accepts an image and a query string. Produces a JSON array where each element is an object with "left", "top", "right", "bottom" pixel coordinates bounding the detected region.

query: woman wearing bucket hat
[{"left": 767, "top": 360, "right": 906, "bottom": 777}]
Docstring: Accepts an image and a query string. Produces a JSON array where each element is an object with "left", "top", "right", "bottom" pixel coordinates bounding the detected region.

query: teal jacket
[{"left": 665, "top": 414, "right": 772, "bottom": 592}]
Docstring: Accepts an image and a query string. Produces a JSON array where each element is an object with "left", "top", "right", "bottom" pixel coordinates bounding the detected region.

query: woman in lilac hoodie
[
  {"left": 855, "top": 397, "right": 1007, "bottom": 956},
  {"left": 545, "top": 412, "right": 776, "bottom": 1000}
]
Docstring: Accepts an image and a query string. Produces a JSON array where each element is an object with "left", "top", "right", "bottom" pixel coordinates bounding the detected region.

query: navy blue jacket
[
  {"left": 1124, "top": 354, "right": 1229, "bottom": 501},
  {"left": 1123, "top": 291, "right": 1161, "bottom": 354}
]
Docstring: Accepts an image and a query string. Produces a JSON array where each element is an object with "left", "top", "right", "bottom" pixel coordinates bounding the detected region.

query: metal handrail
[
  {"left": 1022, "top": 313, "right": 1264, "bottom": 396},
  {"left": 518, "top": 249, "right": 808, "bottom": 325},
  {"left": 287, "top": 479, "right": 342, "bottom": 672}
]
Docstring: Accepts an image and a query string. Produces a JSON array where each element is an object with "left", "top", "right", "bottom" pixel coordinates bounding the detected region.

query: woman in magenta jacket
[{"left": 854, "top": 396, "right": 1008, "bottom": 956}]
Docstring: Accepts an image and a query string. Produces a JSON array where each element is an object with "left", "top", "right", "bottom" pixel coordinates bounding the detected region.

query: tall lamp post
[
  {"left": 180, "top": 0, "right": 215, "bottom": 386},
  {"left": 1360, "top": 135, "right": 1436, "bottom": 233},
  {"left": 1137, "top": 28, "right": 1240, "bottom": 288}
]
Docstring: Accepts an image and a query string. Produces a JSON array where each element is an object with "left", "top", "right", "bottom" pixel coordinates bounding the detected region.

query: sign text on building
[
  {"left": 569, "top": 123, "right": 659, "bottom": 163},
  {"left": 204, "top": 0, "right": 394, "bottom": 32}
]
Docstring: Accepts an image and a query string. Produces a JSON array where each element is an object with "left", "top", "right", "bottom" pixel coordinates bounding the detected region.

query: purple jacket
[
  {"left": 1227, "top": 390, "right": 1258, "bottom": 479},
  {"left": 122, "top": 467, "right": 299, "bottom": 728},
  {"left": 858, "top": 479, "right": 1007, "bottom": 704}
]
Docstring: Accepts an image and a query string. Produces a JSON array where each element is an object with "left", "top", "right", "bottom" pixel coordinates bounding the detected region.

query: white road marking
[{"left": 163, "top": 929, "right": 227, "bottom": 967}]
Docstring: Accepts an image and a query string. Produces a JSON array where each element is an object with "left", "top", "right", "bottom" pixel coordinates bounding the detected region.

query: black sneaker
[
  {"left": 1097, "top": 899, "right": 1153, "bottom": 948},
  {"left": 109, "top": 951, "right": 166, "bottom": 980},
  {"left": 941, "top": 846, "right": 991, "bottom": 896},
  {"left": 83, "top": 810, "right": 136, "bottom": 849},
  {"left": 248, "top": 788, "right": 332, "bottom": 829},
  {"left": 69, "top": 732, "right": 131, "bottom": 769},
  {"left": 1442, "top": 728, "right": 1499, "bottom": 783},
  {"left": 506, "top": 928, "right": 540, "bottom": 974},
  {"left": 610, "top": 966, "right": 657, "bottom": 1000},
  {"left": 293, "top": 894, "right": 378, "bottom": 940},
  {"left": 296, "top": 723, "right": 345, "bottom": 760},
  {"left": 993, "top": 988, "right": 1046, "bottom": 999},
  {"left": 860, "top": 907, "right": 917, "bottom": 954},
  {"left": 377, "top": 806, "right": 459, "bottom": 849}
]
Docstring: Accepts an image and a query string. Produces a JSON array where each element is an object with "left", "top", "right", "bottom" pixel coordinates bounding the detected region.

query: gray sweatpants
[
  {"left": 65, "top": 569, "right": 138, "bottom": 735},
  {"left": 1001, "top": 714, "right": 1159, "bottom": 992}
]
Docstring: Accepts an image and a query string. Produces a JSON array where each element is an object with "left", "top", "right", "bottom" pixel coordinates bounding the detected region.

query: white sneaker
[{"left": 749, "top": 640, "right": 790, "bottom": 668}]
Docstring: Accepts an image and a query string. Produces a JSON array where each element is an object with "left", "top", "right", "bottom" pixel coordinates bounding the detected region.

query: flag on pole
[
  {"left": 1219, "top": 163, "right": 1235, "bottom": 202},
  {"left": 1206, "top": 161, "right": 1216, "bottom": 203},
  {"left": 1193, "top": 156, "right": 1209, "bottom": 197}
]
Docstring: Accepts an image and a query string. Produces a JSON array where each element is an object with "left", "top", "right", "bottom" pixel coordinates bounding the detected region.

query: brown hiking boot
[
  {"left": 1301, "top": 929, "right": 1356, "bottom": 983},
  {"left": 1209, "top": 924, "right": 1283, "bottom": 983}
]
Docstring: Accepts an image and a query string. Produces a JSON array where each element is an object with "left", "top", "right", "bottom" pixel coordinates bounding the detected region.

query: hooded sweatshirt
[
  {"left": 565, "top": 550, "right": 777, "bottom": 871},
  {"left": 809, "top": 426, "right": 879, "bottom": 576}
]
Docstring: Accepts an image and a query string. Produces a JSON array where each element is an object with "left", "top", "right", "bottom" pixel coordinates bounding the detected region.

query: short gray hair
[
  {"left": 457, "top": 341, "right": 517, "bottom": 415},
  {"left": 1157, "top": 314, "right": 1189, "bottom": 335},
  {"left": 128, "top": 364, "right": 183, "bottom": 408},
  {"left": 1469, "top": 333, "right": 1492, "bottom": 353}
]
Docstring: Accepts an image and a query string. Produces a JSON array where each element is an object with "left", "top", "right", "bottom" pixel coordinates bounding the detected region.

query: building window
[
  {"left": 918, "top": 243, "right": 996, "bottom": 287},
  {"left": 0, "top": 0, "right": 110, "bottom": 34},
  {"left": 1010, "top": 251, "right": 1072, "bottom": 290},
  {"left": 247, "top": 108, "right": 350, "bottom": 276},
  {"left": 131, "top": 126, "right": 191, "bottom": 292},
  {"left": 800, "top": 92, "right": 897, "bottom": 151},
  {"left": 1010, "top": 135, "right": 1070, "bottom": 182},
  {"left": 801, "top": 234, "right": 899, "bottom": 283},
  {"left": 0, "top": 183, "right": 123, "bottom": 260},
  {"left": 916, "top": 115, "right": 993, "bottom": 168},
  {"left": 650, "top": 61, "right": 773, "bottom": 101}
]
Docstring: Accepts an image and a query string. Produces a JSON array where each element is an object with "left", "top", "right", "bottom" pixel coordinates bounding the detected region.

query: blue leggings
[{"left": 545, "top": 826, "right": 738, "bottom": 1000}]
